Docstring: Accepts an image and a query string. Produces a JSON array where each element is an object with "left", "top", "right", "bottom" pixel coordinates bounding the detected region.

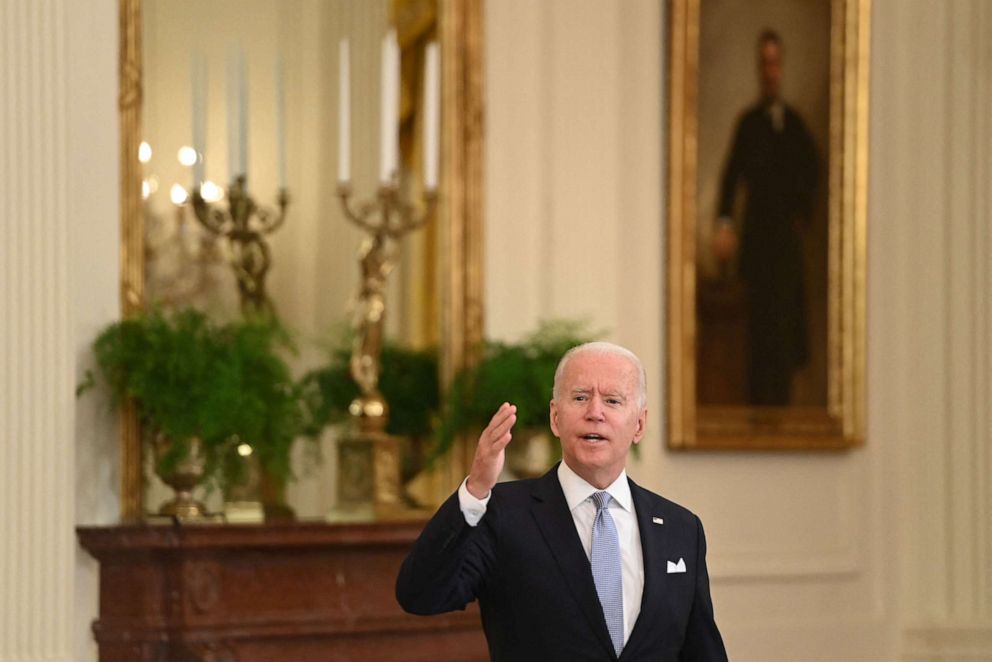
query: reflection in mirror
[
  {"left": 139, "top": 0, "right": 443, "bottom": 516},
  {"left": 142, "top": 0, "right": 437, "bottom": 340}
]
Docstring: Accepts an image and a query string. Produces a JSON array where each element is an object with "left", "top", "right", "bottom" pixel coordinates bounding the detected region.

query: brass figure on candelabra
[
  {"left": 331, "top": 181, "right": 436, "bottom": 521},
  {"left": 190, "top": 175, "right": 289, "bottom": 317},
  {"left": 338, "top": 182, "right": 436, "bottom": 429}
]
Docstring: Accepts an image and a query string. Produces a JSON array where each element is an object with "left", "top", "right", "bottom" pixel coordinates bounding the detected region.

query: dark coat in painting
[{"left": 718, "top": 101, "right": 818, "bottom": 405}]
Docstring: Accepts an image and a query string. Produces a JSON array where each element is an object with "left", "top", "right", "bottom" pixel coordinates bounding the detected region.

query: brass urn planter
[{"left": 152, "top": 434, "right": 209, "bottom": 519}]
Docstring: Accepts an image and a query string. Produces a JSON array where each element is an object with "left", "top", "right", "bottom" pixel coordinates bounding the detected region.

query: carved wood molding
[{"left": 78, "top": 522, "right": 488, "bottom": 661}]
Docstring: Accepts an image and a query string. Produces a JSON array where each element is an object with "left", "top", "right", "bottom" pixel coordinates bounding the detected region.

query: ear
[
  {"left": 549, "top": 399, "right": 560, "bottom": 438},
  {"left": 632, "top": 408, "right": 648, "bottom": 444}
]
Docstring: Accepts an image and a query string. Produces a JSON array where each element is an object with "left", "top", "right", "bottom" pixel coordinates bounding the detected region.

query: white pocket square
[{"left": 667, "top": 558, "right": 687, "bottom": 574}]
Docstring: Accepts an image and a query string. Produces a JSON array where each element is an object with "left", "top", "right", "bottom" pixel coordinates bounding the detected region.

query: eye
[
  {"left": 606, "top": 398, "right": 621, "bottom": 406},
  {"left": 574, "top": 394, "right": 588, "bottom": 402}
]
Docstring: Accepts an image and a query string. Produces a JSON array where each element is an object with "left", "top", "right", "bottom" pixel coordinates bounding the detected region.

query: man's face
[
  {"left": 758, "top": 39, "right": 783, "bottom": 100},
  {"left": 550, "top": 351, "right": 647, "bottom": 489}
]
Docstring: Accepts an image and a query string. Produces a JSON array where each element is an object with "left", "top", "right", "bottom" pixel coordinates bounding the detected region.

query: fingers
[
  {"left": 483, "top": 402, "right": 517, "bottom": 448},
  {"left": 467, "top": 404, "right": 516, "bottom": 499}
]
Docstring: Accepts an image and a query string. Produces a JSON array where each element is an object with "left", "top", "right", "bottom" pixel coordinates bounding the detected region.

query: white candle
[
  {"left": 191, "top": 54, "right": 206, "bottom": 188},
  {"left": 390, "top": 32, "right": 400, "bottom": 181},
  {"left": 379, "top": 30, "right": 399, "bottom": 185},
  {"left": 227, "top": 51, "right": 238, "bottom": 182},
  {"left": 378, "top": 34, "right": 389, "bottom": 183},
  {"left": 423, "top": 42, "right": 440, "bottom": 191},
  {"left": 275, "top": 56, "right": 286, "bottom": 189},
  {"left": 338, "top": 39, "right": 350, "bottom": 185},
  {"left": 239, "top": 50, "right": 249, "bottom": 182}
]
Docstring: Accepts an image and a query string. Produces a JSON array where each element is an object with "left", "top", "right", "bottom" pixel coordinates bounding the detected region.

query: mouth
[{"left": 580, "top": 433, "right": 608, "bottom": 442}]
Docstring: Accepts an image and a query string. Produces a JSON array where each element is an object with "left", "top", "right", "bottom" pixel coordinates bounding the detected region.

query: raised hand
[{"left": 466, "top": 403, "right": 517, "bottom": 499}]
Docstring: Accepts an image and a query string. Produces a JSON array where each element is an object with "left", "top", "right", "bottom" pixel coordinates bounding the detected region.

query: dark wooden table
[{"left": 77, "top": 520, "right": 487, "bottom": 661}]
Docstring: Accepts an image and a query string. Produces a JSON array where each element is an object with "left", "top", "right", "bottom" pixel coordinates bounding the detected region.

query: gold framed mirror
[{"left": 117, "top": 0, "right": 483, "bottom": 519}]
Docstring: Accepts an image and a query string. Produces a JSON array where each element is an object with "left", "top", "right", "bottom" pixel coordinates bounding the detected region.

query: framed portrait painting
[{"left": 666, "top": 0, "right": 869, "bottom": 449}]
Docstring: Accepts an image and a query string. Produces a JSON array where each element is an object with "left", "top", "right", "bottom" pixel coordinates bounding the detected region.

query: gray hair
[{"left": 552, "top": 341, "right": 647, "bottom": 409}]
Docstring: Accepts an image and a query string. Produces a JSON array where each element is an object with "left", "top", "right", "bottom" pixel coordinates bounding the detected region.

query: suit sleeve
[
  {"left": 395, "top": 489, "right": 497, "bottom": 615},
  {"left": 680, "top": 515, "right": 729, "bottom": 662}
]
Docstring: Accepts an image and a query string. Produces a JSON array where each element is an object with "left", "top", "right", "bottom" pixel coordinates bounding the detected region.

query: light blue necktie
[{"left": 591, "top": 491, "right": 624, "bottom": 656}]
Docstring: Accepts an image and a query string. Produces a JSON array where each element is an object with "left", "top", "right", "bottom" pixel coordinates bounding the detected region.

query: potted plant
[
  {"left": 86, "top": 309, "right": 305, "bottom": 518},
  {"left": 208, "top": 318, "right": 305, "bottom": 519},
  {"left": 433, "top": 319, "right": 599, "bottom": 477},
  {"left": 300, "top": 340, "right": 440, "bottom": 480}
]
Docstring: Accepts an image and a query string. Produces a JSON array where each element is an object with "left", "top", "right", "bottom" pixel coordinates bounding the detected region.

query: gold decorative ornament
[
  {"left": 190, "top": 176, "right": 290, "bottom": 316},
  {"left": 151, "top": 435, "right": 209, "bottom": 519},
  {"left": 333, "top": 182, "right": 436, "bottom": 519},
  {"left": 118, "top": 0, "right": 144, "bottom": 521},
  {"left": 339, "top": 183, "right": 436, "bottom": 417}
]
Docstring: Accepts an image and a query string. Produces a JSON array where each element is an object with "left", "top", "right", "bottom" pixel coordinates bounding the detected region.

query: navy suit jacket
[{"left": 396, "top": 465, "right": 728, "bottom": 661}]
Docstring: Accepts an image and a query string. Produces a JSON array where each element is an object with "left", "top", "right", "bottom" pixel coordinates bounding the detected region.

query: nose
[{"left": 584, "top": 396, "right": 606, "bottom": 421}]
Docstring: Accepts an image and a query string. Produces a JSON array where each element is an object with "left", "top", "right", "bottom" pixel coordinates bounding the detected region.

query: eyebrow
[{"left": 570, "top": 387, "right": 627, "bottom": 400}]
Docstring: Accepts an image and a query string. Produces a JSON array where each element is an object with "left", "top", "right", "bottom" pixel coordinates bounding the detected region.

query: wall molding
[
  {"left": 874, "top": 0, "right": 992, "bottom": 628},
  {"left": 940, "top": 0, "right": 992, "bottom": 623},
  {"left": 711, "top": 545, "right": 859, "bottom": 583},
  {"left": 710, "top": 466, "right": 863, "bottom": 583},
  {"left": 902, "top": 624, "right": 992, "bottom": 661}
]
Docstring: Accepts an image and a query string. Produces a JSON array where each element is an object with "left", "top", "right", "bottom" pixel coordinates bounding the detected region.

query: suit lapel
[
  {"left": 622, "top": 479, "right": 679, "bottom": 658},
  {"left": 530, "top": 468, "right": 617, "bottom": 659}
]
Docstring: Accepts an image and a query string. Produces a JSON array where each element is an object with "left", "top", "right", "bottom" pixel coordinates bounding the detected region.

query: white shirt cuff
[{"left": 458, "top": 476, "right": 491, "bottom": 527}]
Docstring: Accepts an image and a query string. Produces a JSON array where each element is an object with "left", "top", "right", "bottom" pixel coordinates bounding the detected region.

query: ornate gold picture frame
[{"left": 666, "top": 0, "right": 868, "bottom": 450}]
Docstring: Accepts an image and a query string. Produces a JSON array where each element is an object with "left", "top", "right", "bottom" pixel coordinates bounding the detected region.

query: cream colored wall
[
  {"left": 485, "top": 0, "right": 990, "bottom": 660},
  {"left": 876, "top": 1, "right": 992, "bottom": 656},
  {"left": 67, "top": 0, "right": 122, "bottom": 658}
]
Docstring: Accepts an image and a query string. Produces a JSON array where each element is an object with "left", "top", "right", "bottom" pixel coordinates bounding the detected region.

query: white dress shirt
[
  {"left": 458, "top": 461, "right": 644, "bottom": 644},
  {"left": 767, "top": 99, "right": 785, "bottom": 132}
]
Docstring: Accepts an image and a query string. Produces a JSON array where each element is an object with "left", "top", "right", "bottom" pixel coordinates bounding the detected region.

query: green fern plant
[
  {"left": 87, "top": 309, "right": 304, "bottom": 488},
  {"left": 431, "top": 319, "right": 600, "bottom": 462}
]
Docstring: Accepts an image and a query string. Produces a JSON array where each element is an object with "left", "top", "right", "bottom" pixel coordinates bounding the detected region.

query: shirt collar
[
  {"left": 557, "top": 460, "right": 633, "bottom": 513},
  {"left": 766, "top": 100, "right": 785, "bottom": 132}
]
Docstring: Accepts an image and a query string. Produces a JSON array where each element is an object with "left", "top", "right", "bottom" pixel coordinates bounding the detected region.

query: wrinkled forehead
[{"left": 561, "top": 353, "right": 639, "bottom": 394}]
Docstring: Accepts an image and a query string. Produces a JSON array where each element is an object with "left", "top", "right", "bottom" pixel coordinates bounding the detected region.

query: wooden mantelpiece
[{"left": 77, "top": 521, "right": 487, "bottom": 661}]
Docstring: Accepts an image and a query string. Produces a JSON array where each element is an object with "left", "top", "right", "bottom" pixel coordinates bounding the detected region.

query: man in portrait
[
  {"left": 397, "top": 342, "right": 728, "bottom": 661},
  {"left": 712, "top": 29, "right": 819, "bottom": 406}
]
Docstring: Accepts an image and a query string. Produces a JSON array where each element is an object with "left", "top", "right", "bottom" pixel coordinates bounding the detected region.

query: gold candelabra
[
  {"left": 191, "top": 175, "right": 289, "bottom": 317},
  {"left": 336, "top": 181, "right": 437, "bottom": 433},
  {"left": 331, "top": 180, "right": 436, "bottom": 520}
]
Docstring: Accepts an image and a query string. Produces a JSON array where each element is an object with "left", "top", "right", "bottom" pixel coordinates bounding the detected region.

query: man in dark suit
[
  {"left": 713, "top": 29, "right": 819, "bottom": 406},
  {"left": 397, "top": 342, "right": 728, "bottom": 661}
]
